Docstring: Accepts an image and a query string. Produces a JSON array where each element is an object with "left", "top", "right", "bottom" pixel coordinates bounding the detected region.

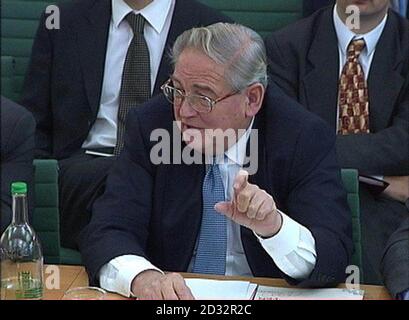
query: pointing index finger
[{"left": 234, "top": 169, "right": 249, "bottom": 192}]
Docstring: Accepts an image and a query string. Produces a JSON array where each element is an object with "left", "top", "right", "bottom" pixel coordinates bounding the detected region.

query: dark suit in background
[
  {"left": 1, "top": 97, "right": 35, "bottom": 233},
  {"left": 303, "top": 0, "right": 408, "bottom": 18},
  {"left": 79, "top": 83, "right": 353, "bottom": 288},
  {"left": 265, "top": 8, "right": 409, "bottom": 284},
  {"left": 303, "top": 0, "right": 334, "bottom": 17},
  {"left": 20, "top": 0, "right": 231, "bottom": 248},
  {"left": 381, "top": 217, "right": 409, "bottom": 299}
]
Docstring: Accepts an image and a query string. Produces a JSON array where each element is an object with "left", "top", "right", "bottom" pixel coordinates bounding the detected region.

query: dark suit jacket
[
  {"left": 303, "top": 0, "right": 334, "bottom": 17},
  {"left": 79, "top": 82, "right": 353, "bottom": 288},
  {"left": 302, "top": 1, "right": 408, "bottom": 18},
  {"left": 266, "top": 8, "right": 409, "bottom": 176},
  {"left": 380, "top": 217, "right": 409, "bottom": 298},
  {"left": 20, "top": 0, "right": 232, "bottom": 159},
  {"left": 1, "top": 97, "right": 35, "bottom": 232}
]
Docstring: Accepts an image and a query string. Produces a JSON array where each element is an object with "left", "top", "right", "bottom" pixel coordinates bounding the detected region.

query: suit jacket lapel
[
  {"left": 302, "top": 8, "right": 340, "bottom": 129},
  {"left": 241, "top": 108, "right": 277, "bottom": 276},
  {"left": 367, "top": 13, "right": 405, "bottom": 131},
  {"left": 162, "top": 139, "right": 205, "bottom": 270},
  {"left": 245, "top": 112, "right": 267, "bottom": 188},
  {"left": 74, "top": 0, "right": 111, "bottom": 119}
]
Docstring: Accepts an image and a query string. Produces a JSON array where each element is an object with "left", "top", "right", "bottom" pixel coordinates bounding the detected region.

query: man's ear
[{"left": 244, "top": 83, "right": 265, "bottom": 117}]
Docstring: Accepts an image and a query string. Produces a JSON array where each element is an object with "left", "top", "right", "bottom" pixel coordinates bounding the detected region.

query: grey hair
[{"left": 170, "top": 22, "right": 268, "bottom": 91}]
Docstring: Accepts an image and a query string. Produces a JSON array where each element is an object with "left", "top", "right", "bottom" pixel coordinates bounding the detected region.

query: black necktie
[{"left": 114, "top": 13, "right": 151, "bottom": 155}]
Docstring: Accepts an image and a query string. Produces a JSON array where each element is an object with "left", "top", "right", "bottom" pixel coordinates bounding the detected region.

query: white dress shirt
[
  {"left": 333, "top": 4, "right": 387, "bottom": 132},
  {"left": 99, "top": 120, "right": 317, "bottom": 297},
  {"left": 82, "top": 0, "right": 175, "bottom": 149}
]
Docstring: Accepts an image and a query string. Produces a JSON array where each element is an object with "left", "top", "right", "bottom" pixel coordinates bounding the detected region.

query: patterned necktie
[
  {"left": 114, "top": 13, "right": 151, "bottom": 155},
  {"left": 192, "top": 162, "right": 227, "bottom": 275},
  {"left": 338, "top": 39, "right": 370, "bottom": 135}
]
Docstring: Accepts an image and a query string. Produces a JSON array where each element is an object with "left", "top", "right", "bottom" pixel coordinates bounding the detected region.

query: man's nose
[{"left": 179, "top": 98, "right": 198, "bottom": 117}]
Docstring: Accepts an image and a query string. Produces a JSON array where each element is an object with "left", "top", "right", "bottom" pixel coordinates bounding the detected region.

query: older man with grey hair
[{"left": 79, "top": 23, "right": 353, "bottom": 299}]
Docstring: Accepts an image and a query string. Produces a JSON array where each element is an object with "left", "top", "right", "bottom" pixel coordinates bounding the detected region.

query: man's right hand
[{"left": 131, "top": 270, "right": 195, "bottom": 300}]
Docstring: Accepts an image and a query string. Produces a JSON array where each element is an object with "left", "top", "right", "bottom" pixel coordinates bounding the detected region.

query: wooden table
[{"left": 44, "top": 265, "right": 392, "bottom": 300}]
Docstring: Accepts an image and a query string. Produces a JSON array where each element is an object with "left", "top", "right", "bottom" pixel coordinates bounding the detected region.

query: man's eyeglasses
[{"left": 160, "top": 79, "right": 239, "bottom": 113}]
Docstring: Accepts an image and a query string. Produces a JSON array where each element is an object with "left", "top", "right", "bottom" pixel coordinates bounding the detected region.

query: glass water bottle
[{"left": 0, "top": 182, "right": 43, "bottom": 300}]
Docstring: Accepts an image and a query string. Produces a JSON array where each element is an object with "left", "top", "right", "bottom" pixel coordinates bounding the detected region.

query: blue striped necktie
[
  {"left": 392, "top": 0, "right": 408, "bottom": 17},
  {"left": 192, "top": 162, "right": 227, "bottom": 275},
  {"left": 399, "top": 0, "right": 408, "bottom": 17}
]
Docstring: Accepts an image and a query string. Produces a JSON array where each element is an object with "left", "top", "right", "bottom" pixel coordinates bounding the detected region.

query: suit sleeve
[
  {"left": 285, "top": 116, "right": 353, "bottom": 287},
  {"left": 380, "top": 217, "right": 409, "bottom": 298},
  {"left": 335, "top": 81, "right": 409, "bottom": 176},
  {"left": 78, "top": 110, "right": 155, "bottom": 285},
  {"left": 20, "top": 12, "right": 53, "bottom": 158},
  {"left": 1, "top": 111, "right": 35, "bottom": 232}
]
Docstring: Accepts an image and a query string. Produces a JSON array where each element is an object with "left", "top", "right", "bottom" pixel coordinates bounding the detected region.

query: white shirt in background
[{"left": 82, "top": 0, "right": 175, "bottom": 149}]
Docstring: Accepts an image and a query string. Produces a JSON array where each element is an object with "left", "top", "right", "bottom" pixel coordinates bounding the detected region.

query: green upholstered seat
[
  {"left": 60, "top": 247, "right": 82, "bottom": 265},
  {"left": 1, "top": 0, "right": 55, "bottom": 100},
  {"left": 1, "top": 56, "right": 16, "bottom": 100},
  {"left": 32, "top": 159, "right": 61, "bottom": 264},
  {"left": 33, "top": 159, "right": 82, "bottom": 265},
  {"left": 341, "top": 168, "right": 363, "bottom": 278},
  {"left": 198, "top": 0, "right": 303, "bottom": 38}
]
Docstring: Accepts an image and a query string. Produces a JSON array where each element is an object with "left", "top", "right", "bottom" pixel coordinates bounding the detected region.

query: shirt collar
[
  {"left": 220, "top": 117, "right": 255, "bottom": 167},
  {"left": 112, "top": 0, "right": 173, "bottom": 34},
  {"left": 333, "top": 3, "right": 388, "bottom": 57}
]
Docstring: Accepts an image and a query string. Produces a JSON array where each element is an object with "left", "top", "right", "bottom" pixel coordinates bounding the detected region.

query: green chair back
[
  {"left": 1, "top": 0, "right": 55, "bottom": 101},
  {"left": 32, "top": 159, "right": 61, "bottom": 264},
  {"left": 33, "top": 159, "right": 82, "bottom": 265},
  {"left": 341, "top": 168, "right": 363, "bottom": 278},
  {"left": 1, "top": 56, "right": 16, "bottom": 100},
  {"left": 198, "top": 0, "right": 303, "bottom": 38}
]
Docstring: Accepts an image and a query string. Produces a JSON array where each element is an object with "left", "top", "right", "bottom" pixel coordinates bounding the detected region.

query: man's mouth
[{"left": 182, "top": 122, "right": 203, "bottom": 131}]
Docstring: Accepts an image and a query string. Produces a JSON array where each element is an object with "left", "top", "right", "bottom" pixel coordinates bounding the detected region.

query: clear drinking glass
[{"left": 62, "top": 287, "right": 106, "bottom": 300}]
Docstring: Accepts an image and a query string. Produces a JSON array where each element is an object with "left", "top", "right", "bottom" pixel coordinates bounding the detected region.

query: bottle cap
[{"left": 11, "top": 182, "right": 27, "bottom": 194}]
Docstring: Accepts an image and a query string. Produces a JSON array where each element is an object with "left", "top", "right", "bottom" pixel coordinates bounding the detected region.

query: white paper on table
[
  {"left": 254, "top": 286, "right": 364, "bottom": 300},
  {"left": 185, "top": 278, "right": 258, "bottom": 300}
]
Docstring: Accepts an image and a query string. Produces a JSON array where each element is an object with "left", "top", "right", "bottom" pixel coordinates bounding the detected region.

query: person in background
[
  {"left": 303, "top": 0, "right": 334, "bottom": 17},
  {"left": 381, "top": 216, "right": 409, "bottom": 300},
  {"left": 304, "top": 0, "right": 408, "bottom": 18},
  {"left": 1, "top": 96, "right": 35, "bottom": 233},
  {"left": 266, "top": 0, "right": 409, "bottom": 285},
  {"left": 20, "top": 0, "right": 232, "bottom": 249},
  {"left": 79, "top": 23, "right": 353, "bottom": 299}
]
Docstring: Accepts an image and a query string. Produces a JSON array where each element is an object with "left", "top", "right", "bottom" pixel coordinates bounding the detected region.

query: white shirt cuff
[
  {"left": 99, "top": 255, "right": 163, "bottom": 298},
  {"left": 253, "top": 210, "right": 317, "bottom": 280}
]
